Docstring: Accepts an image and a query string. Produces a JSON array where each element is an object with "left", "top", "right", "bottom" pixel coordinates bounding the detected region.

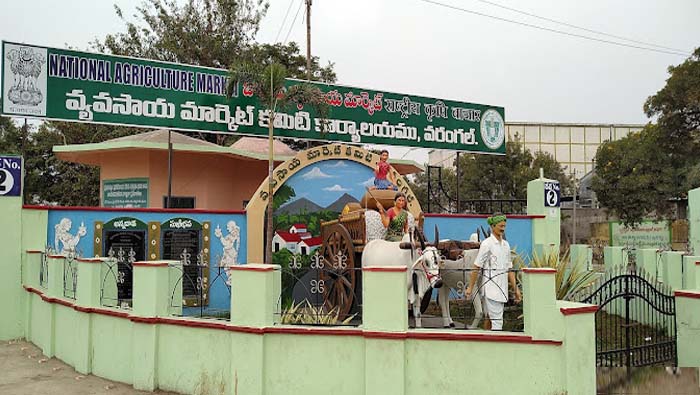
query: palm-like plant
[
  {"left": 517, "top": 249, "right": 598, "bottom": 301},
  {"left": 227, "top": 62, "right": 328, "bottom": 264}
]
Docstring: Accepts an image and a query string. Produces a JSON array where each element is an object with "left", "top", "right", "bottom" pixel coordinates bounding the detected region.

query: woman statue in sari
[{"left": 376, "top": 192, "right": 409, "bottom": 242}]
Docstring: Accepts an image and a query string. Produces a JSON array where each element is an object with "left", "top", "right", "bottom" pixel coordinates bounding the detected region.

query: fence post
[
  {"left": 229, "top": 264, "right": 280, "bottom": 395},
  {"left": 130, "top": 260, "right": 173, "bottom": 391},
  {"left": 522, "top": 267, "right": 561, "bottom": 340},
  {"left": 363, "top": 266, "right": 408, "bottom": 395},
  {"left": 660, "top": 251, "right": 684, "bottom": 291}
]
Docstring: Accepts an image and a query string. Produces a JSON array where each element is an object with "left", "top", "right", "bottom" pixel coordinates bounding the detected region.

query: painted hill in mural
[
  {"left": 275, "top": 198, "right": 324, "bottom": 215},
  {"left": 325, "top": 193, "right": 359, "bottom": 212}
]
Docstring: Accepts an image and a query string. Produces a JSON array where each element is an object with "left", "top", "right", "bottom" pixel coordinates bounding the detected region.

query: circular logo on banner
[
  {"left": 480, "top": 109, "right": 505, "bottom": 150},
  {"left": 0, "top": 168, "right": 15, "bottom": 195}
]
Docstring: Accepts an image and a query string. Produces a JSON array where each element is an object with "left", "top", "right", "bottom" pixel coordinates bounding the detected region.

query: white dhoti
[{"left": 484, "top": 297, "right": 505, "bottom": 330}]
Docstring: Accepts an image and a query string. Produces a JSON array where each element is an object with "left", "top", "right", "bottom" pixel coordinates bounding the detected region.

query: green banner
[
  {"left": 102, "top": 178, "right": 149, "bottom": 208},
  {"left": 1, "top": 41, "right": 506, "bottom": 153},
  {"left": 610, "top": 220, "right": 671, "bottom": 249}
]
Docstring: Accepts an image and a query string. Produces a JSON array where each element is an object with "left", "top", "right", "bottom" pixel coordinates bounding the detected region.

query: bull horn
[
  {"left": 419, "top": 230, "right": 426, "bottom": 250},
  {"left": 433, "top": 225, "right": 439, "bottom": 247},
  {"left": 399, "top": 242, "right": 414, "bottom": 250}
]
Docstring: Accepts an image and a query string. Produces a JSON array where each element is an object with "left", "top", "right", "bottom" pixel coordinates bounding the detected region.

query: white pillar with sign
[
  {"left": 527, "top": 176, "right": 561, "bottom": 257},
  {"left": 0, "top": 155, "right": 24, "bottom": 340}
]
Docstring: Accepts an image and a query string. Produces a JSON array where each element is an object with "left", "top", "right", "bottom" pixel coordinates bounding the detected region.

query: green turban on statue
[{"left": 487, "top": 215, "right": 507, "bottom": 226}]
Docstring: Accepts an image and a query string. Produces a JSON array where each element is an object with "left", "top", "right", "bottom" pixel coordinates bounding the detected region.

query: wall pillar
[
  {"left": 637, "top": 248, "right": 660, "bottom": 279},
  {"left": 558, "top": 302, "right": 597, "bottom": 394},
  {"left": 682, "top": 257, "right": 700, "bottom": 290},
  {"left": 71, "top": 257, "right": 105, "bottom": 374},
  {"left": 229, "top": 264, "right": 280, "bottom": 395},
  {"left": 603, "top": 246, "right": 625, "bottom": 270},
  {"left": 362, "top": 267, "right": 408, "bottom": 395},
  {"left": 131, "top": 260, "right": 173, "bottom": 391},
  {"left": 689, "top": 187, "right": 700, "bottom": 255},
  {"left": 675, "top": 290, "right": 700, "bottom": 367},
  {"left": 522, "top": 268, "right": 561, "bottom": 340},
  {"left": 0, "top": 164, "right": 23, "bottom": 341},
  {"left": 38, "top": 254, "right": 67, "bottom": 358},
  {"left": 569, "top": 244, "right": 593, "bottom": 271},
  {"left": 527, "top": 177, "right": 561, "bottom": 254},
  {"left": 660, "top": 251, "right": 684, "bottom": 291}
]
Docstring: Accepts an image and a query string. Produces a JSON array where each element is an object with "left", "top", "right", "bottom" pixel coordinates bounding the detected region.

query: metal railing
[
  {"left": 39, "top": 246, "right": 50, "bottom": 289},
  {"left": 62, "top": 249, "right": 80, "bottom": 300},
  {"left": 168, "top": 250, "right": 230, "bottom": 320},
  {"left": 421, "top": 267, "right": 523, "bottom": 332},
  {"left": 275, "top": 251, "right": 362, "bottom": 326},
  {"left": 100, "top": 247, "right": 135, "bottom": 310}
]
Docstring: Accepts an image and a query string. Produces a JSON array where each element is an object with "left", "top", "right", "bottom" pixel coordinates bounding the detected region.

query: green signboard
[
  {"left": 610, "top": 220, "right": 671, "bottom": 249},
  {"left": 1, "top": 41, "right": 505, "bottom": 153},
  {"left": 102, "top": 178, "right": 149, "bottom": 208}
]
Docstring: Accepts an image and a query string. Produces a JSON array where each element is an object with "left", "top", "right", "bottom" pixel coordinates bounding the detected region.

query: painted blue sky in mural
[{"left": 282, "top": 160, "right": 374, "bottom": 208}]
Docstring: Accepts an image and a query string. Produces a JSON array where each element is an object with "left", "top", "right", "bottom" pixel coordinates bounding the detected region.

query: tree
[
  {"left": 227, "top": 62, "right": 329, "bottom": 264},
  {"left": 409, "top": 138, "right": 573, "bottom": 213},
  {"left": 96, "top": 0, "right": 269, "bottom": 69},
  {"left": 592, "top": 125, "right": 681, "bottom": 226},
  {"left": 244, "top": 42, "right": 336, "bottom": 83},
  {"left": 592, "top": 48, "right": 700, "bottom": 225}
]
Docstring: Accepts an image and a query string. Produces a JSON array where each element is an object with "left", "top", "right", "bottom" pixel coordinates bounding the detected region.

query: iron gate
[{"left": 576, "top": 264, "right": 676, "bottom": 378}]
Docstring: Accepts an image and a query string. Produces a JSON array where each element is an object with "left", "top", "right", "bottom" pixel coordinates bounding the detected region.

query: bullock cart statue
[{"left": 318, "top": 189, "right": 442, "bottom": 325}]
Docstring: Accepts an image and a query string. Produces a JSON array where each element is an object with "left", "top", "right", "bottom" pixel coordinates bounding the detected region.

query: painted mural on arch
[{"left": 271, "top": 159, "right": 373, "bottom": 261}]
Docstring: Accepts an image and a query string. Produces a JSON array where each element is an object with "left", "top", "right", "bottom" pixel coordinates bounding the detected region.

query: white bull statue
[{"left": 361, "top": 234, "right": 443, "bottom": 328}]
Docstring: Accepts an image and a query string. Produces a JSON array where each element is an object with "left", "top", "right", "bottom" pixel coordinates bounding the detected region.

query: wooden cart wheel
[{"left": 319, "top": 223, "right": 356, "bottom": 319}]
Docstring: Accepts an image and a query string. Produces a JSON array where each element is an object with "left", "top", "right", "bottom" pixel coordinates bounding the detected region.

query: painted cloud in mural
[
  {"left": 301, "top": 167, "right": 332, "bottom": 179},
  {"left": 323, "top": 184, "right": 349, "bottom": 192}
]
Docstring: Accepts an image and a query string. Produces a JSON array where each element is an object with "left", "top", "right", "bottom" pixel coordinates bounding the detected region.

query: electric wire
[
  {"left": 274, "top": 0, "right": 296, "bottom": 43},
  {"left": 470, "top": 0, "right": 691, "bottom": 54},
  {"left": 283, "top": 0, "right": 305, "bottom": 45},
  {"left": 419, "top": 0, "right": 691, "bottom": 57}
]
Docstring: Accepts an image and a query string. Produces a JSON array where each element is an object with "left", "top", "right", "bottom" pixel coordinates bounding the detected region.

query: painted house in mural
[{"left": 272, "top": 224, "right": 322, "bottom": 255}]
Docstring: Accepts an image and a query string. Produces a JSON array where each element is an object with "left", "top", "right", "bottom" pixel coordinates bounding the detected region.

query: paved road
[{"left": 0, "top": 340, "right": 177, "bottom": 395}]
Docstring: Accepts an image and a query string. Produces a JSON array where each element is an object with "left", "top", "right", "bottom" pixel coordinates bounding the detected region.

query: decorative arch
[{"left": 246, "top": 143, "right": 422, "bottom": 263}]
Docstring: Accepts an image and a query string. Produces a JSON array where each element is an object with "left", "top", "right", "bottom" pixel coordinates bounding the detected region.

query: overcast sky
[{"left": 1, "top": 0, "right": 698, "bottom": 163}]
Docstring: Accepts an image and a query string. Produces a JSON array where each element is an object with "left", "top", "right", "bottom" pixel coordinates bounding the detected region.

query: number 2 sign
[{"left": 0, "top": 156, "right": 22, "bottom": 197}]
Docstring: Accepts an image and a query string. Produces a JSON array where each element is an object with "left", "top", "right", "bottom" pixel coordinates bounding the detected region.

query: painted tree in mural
[
  {"left": 409, "top": 137, "right": 573, "bottom": 213},
  {"left": 592, "top": 48, "right": 700, "bottom": 226},
  {"left": 227, "top": 63, "right": 329, "bottom": 264}
]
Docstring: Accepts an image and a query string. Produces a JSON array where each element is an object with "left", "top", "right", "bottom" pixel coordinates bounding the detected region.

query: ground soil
[
  {"left": 0, "top": 339, "right": 177, "bottom": 395},
  {"left": 598, "top": 367, "right": 700, "bottom": 394}
]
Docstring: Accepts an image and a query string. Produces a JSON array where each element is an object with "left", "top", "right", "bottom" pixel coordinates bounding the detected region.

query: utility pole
[{"left": 306, "top": 0, "right": 312, "bottom": 81}]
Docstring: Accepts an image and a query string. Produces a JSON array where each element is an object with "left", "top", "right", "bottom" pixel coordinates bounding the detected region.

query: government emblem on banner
[
  {"left": 480, "top": 109, "right": 505, "bottom": 150},
  {"left": 2, "top": 43, "right": 48, "bottom": 116}
]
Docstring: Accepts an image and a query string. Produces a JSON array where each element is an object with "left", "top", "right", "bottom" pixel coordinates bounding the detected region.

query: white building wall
[{"left": 428, "top": 122, "right": 644, "bottom": 180}]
